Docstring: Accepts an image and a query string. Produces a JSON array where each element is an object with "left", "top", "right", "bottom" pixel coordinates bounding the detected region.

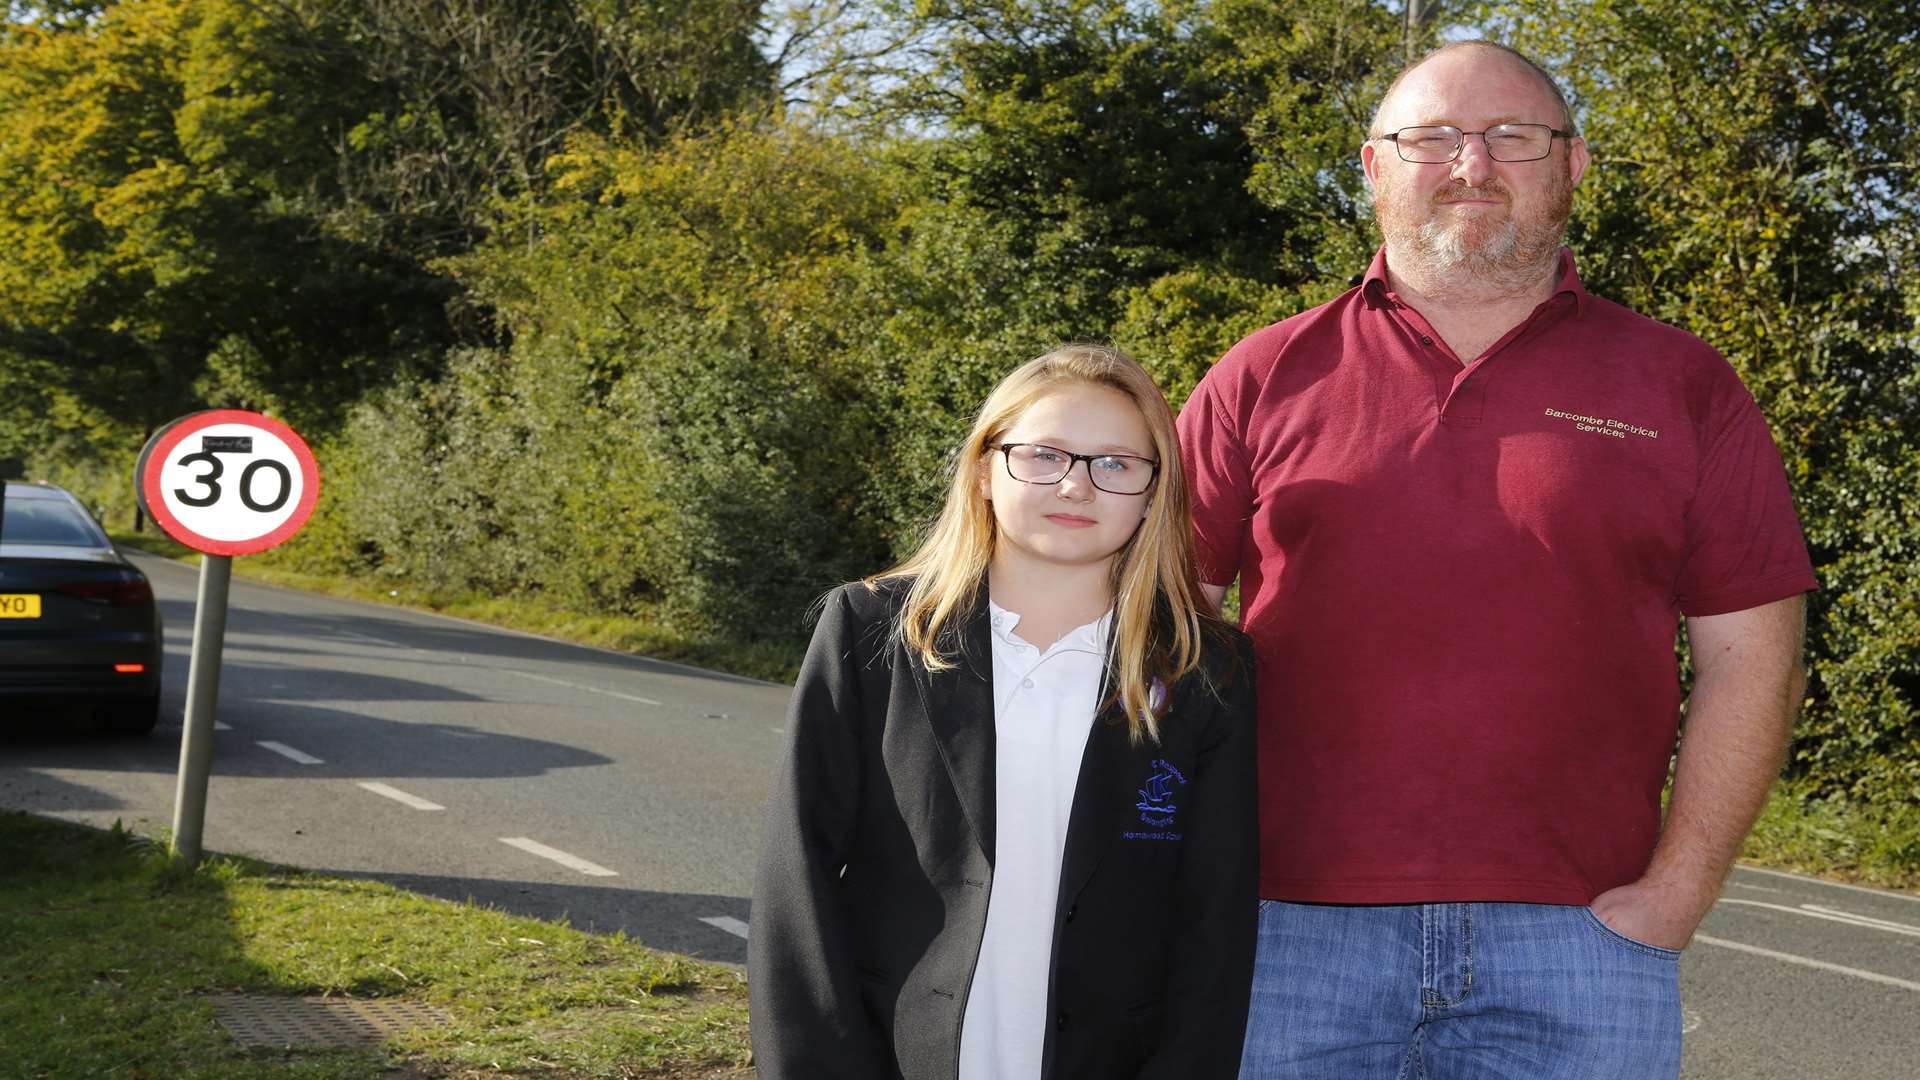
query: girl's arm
[
  {"left": 1136, "top": 634, "right": 1261, "bottom": 1079},
  {"left": 748, "top": 586, "right": 890, "bottom": 1077}
]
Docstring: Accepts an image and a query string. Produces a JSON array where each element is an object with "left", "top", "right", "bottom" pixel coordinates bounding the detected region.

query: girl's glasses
[{"left": 995, "top": 443, "right": 1159, "bottom": 495}]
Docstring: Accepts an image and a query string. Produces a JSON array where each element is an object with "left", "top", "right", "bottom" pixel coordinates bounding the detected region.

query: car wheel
[{"left": 100, "top": 694, "right": 161, "bottom": 736}]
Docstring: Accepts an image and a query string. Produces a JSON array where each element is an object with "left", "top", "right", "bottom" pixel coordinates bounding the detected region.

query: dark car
[{"left": 0, "top": 481, "right": 163, "bottom": 734}]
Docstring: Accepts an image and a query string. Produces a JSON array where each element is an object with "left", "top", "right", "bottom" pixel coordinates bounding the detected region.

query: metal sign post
[
  {"left": 171, "top": 554, "right": 232, "bottom": 864},
  {"left": 136, "top": 410, "right": 319, "bottom": 867}
]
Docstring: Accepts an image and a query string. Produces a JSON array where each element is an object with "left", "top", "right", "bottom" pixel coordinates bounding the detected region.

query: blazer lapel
[
  {"left": 1057, "top": 679, "right": 1132, "bottom": 906},
  {"left": 911, "top": 600, "right": 997, "bottom": 866}
]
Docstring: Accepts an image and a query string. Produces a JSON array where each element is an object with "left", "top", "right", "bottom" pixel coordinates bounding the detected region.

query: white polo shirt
[{"left": 957, "top": 600, "right": 1112, "bottom": 1080}]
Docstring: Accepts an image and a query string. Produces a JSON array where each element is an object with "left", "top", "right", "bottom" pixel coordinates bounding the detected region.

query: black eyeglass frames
[
  {"left": 1377, "top": 123, "right": 1573, "bottom": 163},
  {"left": 994, "top": 443, "right": 1159, "bottom": 495}
]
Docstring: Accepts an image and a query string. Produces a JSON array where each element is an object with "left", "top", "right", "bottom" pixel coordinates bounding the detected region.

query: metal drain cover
[{"left": 207, "top": 992, "right": 452, "bottom": 1049}]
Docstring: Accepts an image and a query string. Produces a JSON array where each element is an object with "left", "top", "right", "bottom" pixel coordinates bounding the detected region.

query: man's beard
[{"left": 1376, "top": 167, "right": 1572, "bottom": 282}]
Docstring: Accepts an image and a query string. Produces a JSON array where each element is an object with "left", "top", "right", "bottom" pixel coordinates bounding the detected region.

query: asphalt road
[{"left": 3, "top": 551, "right": 1916, "bottom": 1077}]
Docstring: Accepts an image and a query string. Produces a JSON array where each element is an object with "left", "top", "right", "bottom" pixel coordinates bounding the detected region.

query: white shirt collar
[{"left": 986, "top": 598, "right": 1113, "bottom": 654}]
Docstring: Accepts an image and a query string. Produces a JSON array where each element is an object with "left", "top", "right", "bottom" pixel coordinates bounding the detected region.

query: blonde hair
[{"left": 871, "top": 343, "right": 1231, "bottom": 744}]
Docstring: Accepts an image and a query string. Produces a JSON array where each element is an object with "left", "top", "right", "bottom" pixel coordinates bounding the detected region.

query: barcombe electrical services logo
[{"left": 1543, "top": 406, "right": 1660, "bottom": 441}]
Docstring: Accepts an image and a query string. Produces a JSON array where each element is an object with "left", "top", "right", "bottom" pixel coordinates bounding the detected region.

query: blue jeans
[{"left": 1239, "top": 900, "right": 1682, "bottom": 1080}]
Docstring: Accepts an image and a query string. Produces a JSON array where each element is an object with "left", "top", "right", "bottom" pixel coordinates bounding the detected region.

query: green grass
[
  {"left": 0, "top": 811, "right": 752, "bottom": 1079},
  {"left": 1742, "top": 779, "right": 1920, "bottom": 891},
  {"left": 107, "top": 529, "right": 803, "bottom": 684}
]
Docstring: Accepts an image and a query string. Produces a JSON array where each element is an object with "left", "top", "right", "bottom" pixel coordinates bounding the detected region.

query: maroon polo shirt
[{"left": 1178, "top": 247, "right": 1817, "bottom": 905}]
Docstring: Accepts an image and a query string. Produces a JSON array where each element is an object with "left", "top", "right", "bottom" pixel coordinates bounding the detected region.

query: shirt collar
[
  {"left": 986, "top": 598, "right": 1113, "bottom": 654},
  {"left": 1361, "top": 245, "right": 1589, "bottom": 318}
]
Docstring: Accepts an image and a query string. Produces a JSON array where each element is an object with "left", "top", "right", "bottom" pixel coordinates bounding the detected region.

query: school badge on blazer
[{"left": 1125, "top": 758, "right": 1187, "bottom": 840}]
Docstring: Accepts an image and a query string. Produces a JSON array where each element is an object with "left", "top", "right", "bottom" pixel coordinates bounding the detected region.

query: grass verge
[
  {"left": 0, "top": 810, "right": 751, "bottom": 1079},
  {"left": 1742, "top": 779, "right": 1920, "bottom": 891},
  {"left": 108, "top": 530, "right": 804, "bottom": 684}
]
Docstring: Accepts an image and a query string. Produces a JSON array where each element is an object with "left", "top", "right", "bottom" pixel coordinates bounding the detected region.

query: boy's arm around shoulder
[
  {"left": 748, "top": 582, "right": 893, "bottom": 1078},
  {"left": 1136, "top": 629, "right": 1260, "bottom": 1078}
]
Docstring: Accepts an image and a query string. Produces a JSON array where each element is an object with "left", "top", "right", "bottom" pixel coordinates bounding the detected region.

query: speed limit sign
[
  {"left": 136, "top": 410, "right": 320, "bottom": 556},
  {"left": 134, "top": 409, "right": 320, "bottom": 867}
]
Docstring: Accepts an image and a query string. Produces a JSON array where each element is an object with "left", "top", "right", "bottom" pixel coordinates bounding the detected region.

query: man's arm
[
  {"left": 1200, "top": 582, "right": 1228, "bottom": 614},
  {"left": 1589, "top": 592, "right": 1808, "bottom": 949}
]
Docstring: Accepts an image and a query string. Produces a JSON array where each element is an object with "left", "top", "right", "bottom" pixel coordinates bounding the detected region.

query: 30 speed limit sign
[
  {"left": 136, "top": 410, "right": 320, "bottom": 556},
  {"left": 136, "top": 409, "right": 321, "bottom": 868}
]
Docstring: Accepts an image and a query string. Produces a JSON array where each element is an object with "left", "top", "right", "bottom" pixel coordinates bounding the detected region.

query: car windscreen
[{"left": 0, "top": 498, "right": 106, "bottom": 547}]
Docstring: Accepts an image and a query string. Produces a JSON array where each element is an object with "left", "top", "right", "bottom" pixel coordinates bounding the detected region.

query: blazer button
[
  {"left": 1055, "top": 1010, "right": 1069, "bottom": 1031},
  {"left": 1063, "top": 905, "right": 1076, "bottom": 922}
]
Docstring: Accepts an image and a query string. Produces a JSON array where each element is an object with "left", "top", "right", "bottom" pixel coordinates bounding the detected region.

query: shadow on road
[
  {"left": 137, "top": 553, "right": 788, "bottom": 690},
  {"left": 314, "top": 866, "right": 754, "bottom": 965},
  {"left": 0, "top": 702, "right": 612, "bottom": 780}
]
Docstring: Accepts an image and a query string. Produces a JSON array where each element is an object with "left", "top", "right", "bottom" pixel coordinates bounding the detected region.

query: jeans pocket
[{"left": 1581, "top": 906, "right": 1682, "bottom": 961}]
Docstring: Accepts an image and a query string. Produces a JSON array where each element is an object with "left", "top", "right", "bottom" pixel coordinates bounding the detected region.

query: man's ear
[
  {"left": 1566, "top": 135, "right": 1590, "bottom": 188},
  {"left": 1361, "top": 139, "right": 1383, "bottom": 190}
]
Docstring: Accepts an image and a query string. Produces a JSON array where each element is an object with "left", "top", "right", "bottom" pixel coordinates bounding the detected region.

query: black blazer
[{"left": 749, "top": 578, "right": 1258, "bottom": 1079}]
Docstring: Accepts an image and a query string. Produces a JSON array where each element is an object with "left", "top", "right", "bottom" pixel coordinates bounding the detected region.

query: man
[{"left": 1176, "top": 40, "right": 1816, "bottom": 1080}]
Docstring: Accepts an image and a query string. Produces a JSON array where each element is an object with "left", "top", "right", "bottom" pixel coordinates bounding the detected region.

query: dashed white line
[
  {"left": 499, "top": 837, "right": 618, "bottom": 877},
  {"left": 503, "top": 669, "right": 661, "bottom": 706},
  {"left": 1725, "top": 880, "right": 1781, "bottom": 894},
  {"left": 257, "top": 740, "right": 323, "bottom": 765},
  {"left": 701, "top": 916, "right": 751, "bottom": 940},
  {"left": 214, "top": 722, "right": 233, "bottom": 731},
  {"left": 1802, "top": 904, "right": 1920, "bottom": 934},
  {"left": 1694, "top": 934, "right": 1920, "bottom": 992},
  {"left": 1717, "top": 899, "right": 1920, "bottom": 938},
  {"left": 355, "top": 782, "right": 445, "bottom": 811}
]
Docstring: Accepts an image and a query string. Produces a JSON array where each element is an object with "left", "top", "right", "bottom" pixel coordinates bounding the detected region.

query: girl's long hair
[{"left": 870, "top": 343, "right": 1232, "bottom": 744}]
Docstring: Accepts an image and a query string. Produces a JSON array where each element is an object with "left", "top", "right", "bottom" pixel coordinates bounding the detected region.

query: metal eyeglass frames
[
  {"left": 1378, "top": 123, "right": 1572, "bottom": 163},
  {"left": 995, "top": 443, "right": 1159, "bottom": 496}
]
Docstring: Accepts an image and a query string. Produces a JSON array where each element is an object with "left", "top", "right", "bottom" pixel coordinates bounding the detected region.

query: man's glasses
[
  {"left": 1377, "top": 123, "right": 1572, "bottom": 164},
  {"left": 995, "top": 443, "right": 1159, "bottom": 496}
]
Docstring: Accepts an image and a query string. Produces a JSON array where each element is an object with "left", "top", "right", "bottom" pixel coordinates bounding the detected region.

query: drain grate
[{"left": 206, "top": 992, "right": 453, "bottom": 1049}]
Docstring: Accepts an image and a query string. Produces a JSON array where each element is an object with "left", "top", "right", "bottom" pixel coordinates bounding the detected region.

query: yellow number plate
[{"left": 0, "top": 594, "right": 42, "bottom": 618}]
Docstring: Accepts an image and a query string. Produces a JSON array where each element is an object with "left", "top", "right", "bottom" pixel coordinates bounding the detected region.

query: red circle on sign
[{"left": 138, "top": 410, "right": 321, "bottom": 556}]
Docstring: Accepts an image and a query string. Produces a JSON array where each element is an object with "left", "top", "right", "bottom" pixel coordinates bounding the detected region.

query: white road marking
[
  {"left": 214, "top": 722, "right": 233, "bottom": 731},
  {"left": 1802, "top": 904, "right": 1920, "bottom": 934},
  {"left": 341, "top": 630, "right": 663, "bottom": 707},
  {"left": 1733, "top": 864, "right": 1920, "bottom": 904},
  {"left": 503, "top": 669, "right": 661, "bottom": 706},
  {"left": 1717, "top": 898, "right": 1920, "bottom": 938},
  {"left": 499, "top": 837, "right": 618, "bottom": 877},
  {"left": 701, "top": 916, "right": 751, "bottom": 940},
  {"left": 1694, "top": 934, "right": 1920, "bottom": 992},
  {"left": 257, "top": 740, "right": 322, "bottom": 765},
  {"left": 1726, "top": 881, "right": 1781, "bottom": 893},
  {"left": 355, "top": 782, "right": 445, "bottom": 811},
  {"left": 1681, "top": 1008, "right": 1703, "bottom": 1034}
]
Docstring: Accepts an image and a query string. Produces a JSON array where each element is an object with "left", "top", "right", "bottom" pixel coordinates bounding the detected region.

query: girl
[{"left": 749, "top": 344, "right": 1257, "bottom": 1080}]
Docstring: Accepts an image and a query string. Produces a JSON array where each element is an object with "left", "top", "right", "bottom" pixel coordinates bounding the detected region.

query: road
[{"left": 3, "top": 551, "right": 1916, "bottom": 1077}]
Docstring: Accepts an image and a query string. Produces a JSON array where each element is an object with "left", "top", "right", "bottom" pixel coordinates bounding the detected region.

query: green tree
[
  {"left": 312, "top": 120, "right": 902, "bottom": 636},
  {"left": 0, "top": 0, "right": 451, "bottom": 468}
]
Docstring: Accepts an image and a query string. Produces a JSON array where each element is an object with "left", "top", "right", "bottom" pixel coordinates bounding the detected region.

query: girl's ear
[{"left": 976, "top": 451, "right": 993, "bottom": 501}]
